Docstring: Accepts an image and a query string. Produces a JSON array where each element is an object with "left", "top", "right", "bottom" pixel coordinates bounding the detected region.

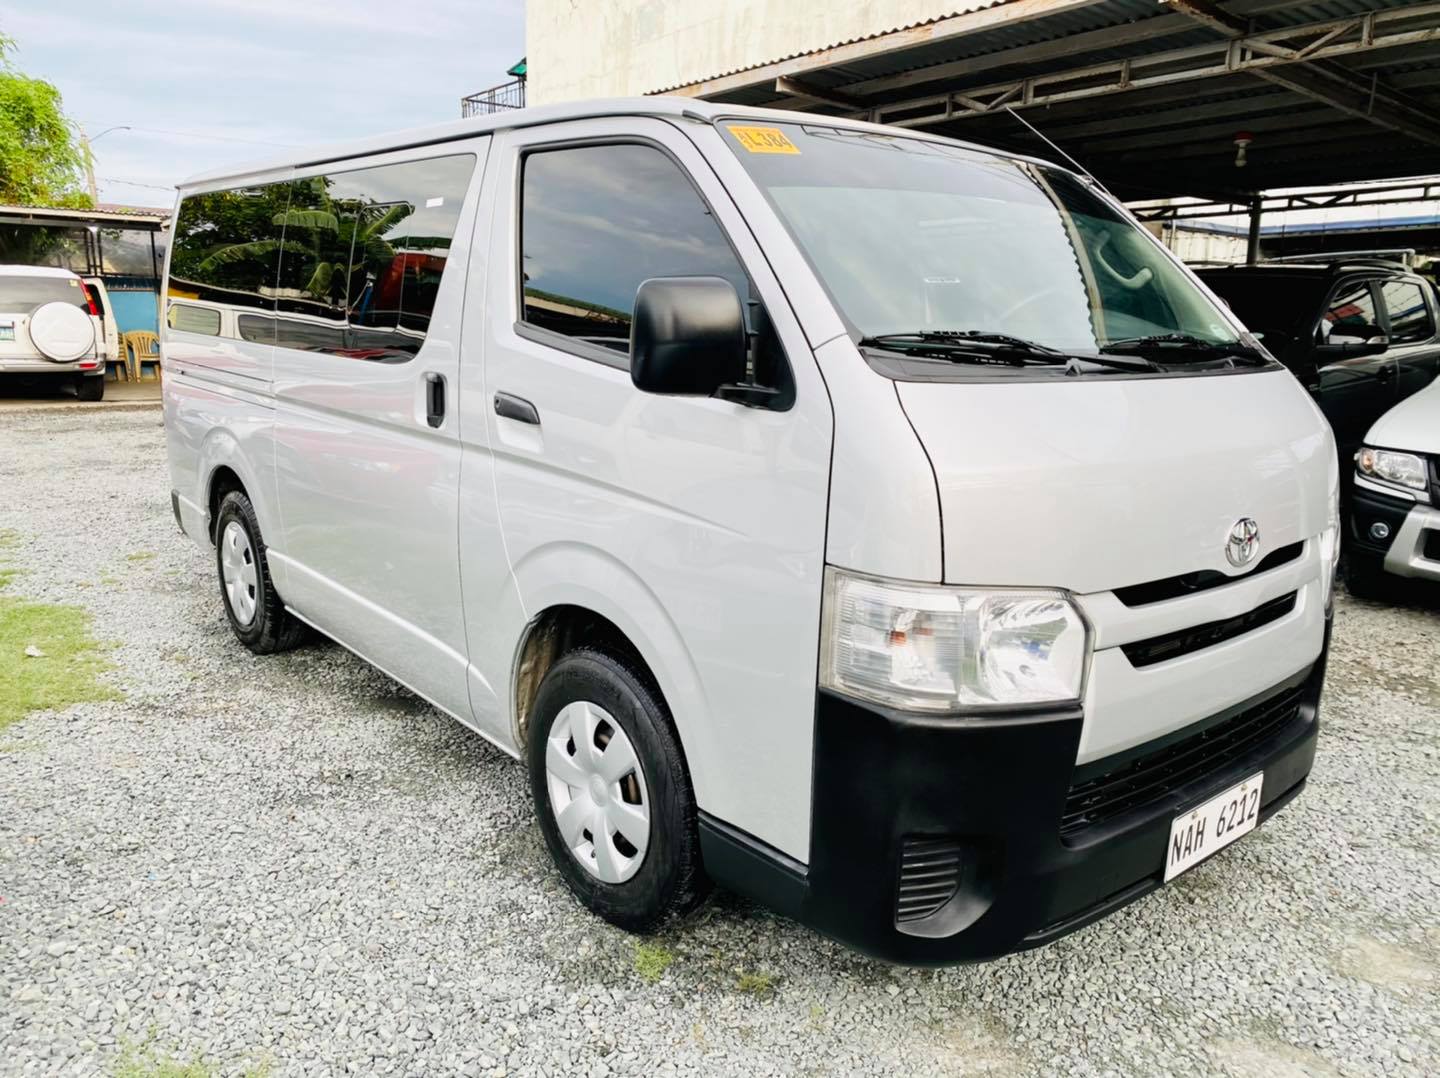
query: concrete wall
[{"left": 526, "top": 0, "right": 988, "bottom": 104}]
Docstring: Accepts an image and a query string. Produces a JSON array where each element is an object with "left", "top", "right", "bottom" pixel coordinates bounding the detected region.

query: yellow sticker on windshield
[{"left": 727, "top": 125, "right": 799, "bottom": 154}]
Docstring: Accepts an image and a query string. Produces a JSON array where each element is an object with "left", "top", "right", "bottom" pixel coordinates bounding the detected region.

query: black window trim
[
  {"left": 510, "top": 133, "right": 770, "bottom": 377},
  {"left": 1315, "top": 274, "right": 1384, "bottom": 343}
]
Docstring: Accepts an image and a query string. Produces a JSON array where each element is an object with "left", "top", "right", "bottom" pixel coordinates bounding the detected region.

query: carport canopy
[{"left": 664, "top": 0, "right": 1440, "bottom": 204}]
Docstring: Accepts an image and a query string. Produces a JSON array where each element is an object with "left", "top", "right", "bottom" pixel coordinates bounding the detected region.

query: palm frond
[{"left": 196, "top": 238, "right": 279, "bottom": 271}]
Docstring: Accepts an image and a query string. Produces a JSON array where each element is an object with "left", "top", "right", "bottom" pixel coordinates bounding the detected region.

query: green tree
[{"left": 0, "top": 34, "right": 91, "bottom": 208}]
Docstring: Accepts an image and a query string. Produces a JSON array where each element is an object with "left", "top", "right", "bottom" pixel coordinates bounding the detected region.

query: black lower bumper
[
  {"left": 1347, "top": 485, "right": 1415, "bottom": 561},
  {"left": 701, "top": 635, "right": 1328, "bottom": 966}
]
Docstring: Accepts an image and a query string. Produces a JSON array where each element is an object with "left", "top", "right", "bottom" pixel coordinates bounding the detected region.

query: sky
[{"left": 0, "top": 0, "right": 525, "bottom": 208}]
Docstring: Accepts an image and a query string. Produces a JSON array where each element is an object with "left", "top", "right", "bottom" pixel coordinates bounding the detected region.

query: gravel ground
[{"left": 1, "top": 407, "right": 1437, "bottom": 1077}]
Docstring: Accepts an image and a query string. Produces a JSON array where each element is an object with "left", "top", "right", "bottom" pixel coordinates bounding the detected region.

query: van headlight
[
  {"left": 819, "top": 568, "right": 1090, "bottom": 713},
  {"left": 1357, "top": 446, "right": 1428, "bottom": 492}
]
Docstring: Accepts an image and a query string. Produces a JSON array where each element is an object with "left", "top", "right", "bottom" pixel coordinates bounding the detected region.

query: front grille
[
  {"left": 1122, "top": 592, "right": 1296, "bottom": 668},
  {"left": 1060, "top": 684, "right": 1306, "bottom": 838},
  {"left": 895, "top": 836, "right": 963, "bottom": 923},
  {"left": 1113, "top": 541, "right": 1303, "bottom": 607}
]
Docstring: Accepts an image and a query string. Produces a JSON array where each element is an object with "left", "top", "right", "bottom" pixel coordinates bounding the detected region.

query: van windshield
[{"left": 721, "top": 122, "right": 1243, "bottom": 359}]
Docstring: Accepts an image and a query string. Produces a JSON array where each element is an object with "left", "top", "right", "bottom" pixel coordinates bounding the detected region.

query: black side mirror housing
[
  {"left": 630, "top": 276, "right": 747, "bottom": 398},
  {"left": 1314, "top": 338, "right": 1388, "bottom": 358}
]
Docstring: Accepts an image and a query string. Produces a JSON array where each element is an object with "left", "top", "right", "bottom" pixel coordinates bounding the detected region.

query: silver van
[{"left": 163, "top": 100, "right": 1338, "bottom": 964}]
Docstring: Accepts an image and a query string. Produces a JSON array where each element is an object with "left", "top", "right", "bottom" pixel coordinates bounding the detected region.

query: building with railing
[{"left": 461, "top": 59, "right": 527, "bottom": 117}]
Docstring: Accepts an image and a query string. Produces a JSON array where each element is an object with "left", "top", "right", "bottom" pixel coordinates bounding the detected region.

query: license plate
[{"left": 1164, "top": 771, "right": 1263, "bottom": 881}]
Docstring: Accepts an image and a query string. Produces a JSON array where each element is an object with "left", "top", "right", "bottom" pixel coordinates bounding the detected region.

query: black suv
[{"left": 1196, "top": 259, "right": 1440, "bottom": 499}]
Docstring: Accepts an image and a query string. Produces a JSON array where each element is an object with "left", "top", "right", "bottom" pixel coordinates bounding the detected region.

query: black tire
[
  {"left": 213, "top": 489, "right": 306, "bottom": 654},
  {"left": 1344, "top": 550, "right": 1394, "bottom": 601},
  {"left": 527, "top": 647, "right": 708, "bottom": 932},
  {"left": 75, "top": 376, "right": 104, "bottom": 402}
]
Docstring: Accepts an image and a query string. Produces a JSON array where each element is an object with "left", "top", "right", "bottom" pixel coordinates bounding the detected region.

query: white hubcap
[
  {"left": 545, "top": 700, "right": 651, "bottom": 884},
  {"left": 220, "top": 520, "right": 259, "bottom": 626}
]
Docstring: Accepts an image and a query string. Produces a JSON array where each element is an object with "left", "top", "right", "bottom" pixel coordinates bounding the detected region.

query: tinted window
[
  {"left": 169, "top": 303, "right": 221, "bottom": 336},
  {"left": 520, "top": 143, "right": 750, "bottom": 352},
  {"left": 1381, "top": 280, "right": 1432, "bottom": 344},
  {"left": 169, "top": 184, "right": 289, "bottom": 344},
  {"left": 273, "top": 154, "right": 475, "bottom": 361},
  {"left": 1320, "top": 284, "right": 1381, "bottom": 343},
  {"left": 0, "top": 274, "right": 89, "bottom": 313}
]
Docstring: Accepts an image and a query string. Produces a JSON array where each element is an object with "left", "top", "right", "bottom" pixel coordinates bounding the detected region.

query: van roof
[
  {"left": 0, "top": 264, "right": 81, "bottom": 279},
  {"left": 179, "top": 96, "right": 1054, "bottom": 190}
]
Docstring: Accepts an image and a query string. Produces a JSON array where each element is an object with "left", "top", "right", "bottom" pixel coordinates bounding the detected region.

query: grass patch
[
  {"left": 125, "top": 551, "right": 155, "bottom": 563},
  {"left": 113, "top": 1038, "right": 268, "bottom": 1078},
  {"left": 0, "top": 594, "right": 119, "bottom": 730},
  {"left": 0, "top": 528, "right": 17, "bottom": 550},
  {"left": 633, "top": 940, "right": 675, "bottom": 984},
  {"left": 0, "top": 567, "right": 20, "bottom": 591},
  {"left": 736, "top": 970, "right": 777, "bottom": 997}
]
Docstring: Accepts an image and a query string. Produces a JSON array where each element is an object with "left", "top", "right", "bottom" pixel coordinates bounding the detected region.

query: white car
[
  {"left": 162, "top": 99, "right": 1338, "bottom": 964},
  {"left": 82, "top": 276, "right": 122, "bottom": 376},
  {"left": 0, "top": 265, "right": 105, "bottom": 399},
  {"left": 1346, "top": 375, "right": 1440, "bottom": 595}
]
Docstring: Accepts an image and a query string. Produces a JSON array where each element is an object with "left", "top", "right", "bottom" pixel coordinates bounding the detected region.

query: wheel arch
[{"left": 504, "top": 546, "right": 716, "bottom": 811}]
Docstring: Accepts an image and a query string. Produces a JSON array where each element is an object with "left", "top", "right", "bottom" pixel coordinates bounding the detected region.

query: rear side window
[
  {"left": 169, "top": 183, "right": 290, "bottom": 344},
  {"left": 169, "top": 303, "right": 221, "bottom": 336},
  {"left": 1380, "top": 280, "right": 1433, "bottom": 344},
  {"left": 273, "top": 154, "right": 475, "bottom": 362},
  {"left": 1320, "top": 283, "right": 1382, "bottom": 344},
  {"left": 0, "top": 275, "right": 89, "bottom": 313},
  {"left": 519, "top": 143, "right": 750, "bottom": 353}
]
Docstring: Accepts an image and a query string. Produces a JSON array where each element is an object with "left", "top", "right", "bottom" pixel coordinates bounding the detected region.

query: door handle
[
  {"left": 1375, "top": 364, "right": 1394, "bottom": 382},
  {"left": 494, "top": 391, "right": 540, "bottom": 425},
  {"left": 425, "top": 372, "right": 446, "bottom": 428}
]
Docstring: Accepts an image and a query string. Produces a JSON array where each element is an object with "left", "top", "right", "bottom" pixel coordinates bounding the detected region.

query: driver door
[{"left": 1311, "top": 279, "right": 1398, "bottom": 467}]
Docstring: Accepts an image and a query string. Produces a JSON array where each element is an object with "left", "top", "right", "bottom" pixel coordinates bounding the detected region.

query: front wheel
[
  {"left": 1344, "top": 551, "right": 1395, "bottom": 601},
  {"left": 213, "top": 490, "right": 306, "bottom": 654},
  {"left": 527, "top": 648, "right": 707, "bottom": 932}
]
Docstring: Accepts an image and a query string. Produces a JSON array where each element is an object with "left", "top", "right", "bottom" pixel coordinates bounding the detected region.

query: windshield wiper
[
  {"left": 1101, "top": 334, "right": 1268, "bottom": 365},
  {"left": 859, "top": 331, "right": 1158, "bottom": 372}
]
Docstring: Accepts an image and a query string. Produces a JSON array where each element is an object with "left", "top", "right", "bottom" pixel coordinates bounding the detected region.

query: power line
[
  {"left": 99, "top": 177, "right": 175, "bottom": 192},
  {"left": 81, "top": 122, "right": 294, "bottom": 148}
]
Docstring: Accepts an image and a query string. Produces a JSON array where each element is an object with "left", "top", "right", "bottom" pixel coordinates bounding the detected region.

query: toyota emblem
[{"left": 1226, "top": 518, "right": 1260, "bottom": 567}]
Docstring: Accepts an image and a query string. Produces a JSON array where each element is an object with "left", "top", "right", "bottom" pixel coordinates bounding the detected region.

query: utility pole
[
  {"left": 80, "top": 126, "right": 132, "bottom": 205},
  {"left": 81, "top": 135, "right": 97, "bottom": 203}
]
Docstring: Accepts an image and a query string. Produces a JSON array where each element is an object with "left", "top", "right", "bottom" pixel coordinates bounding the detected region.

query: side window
[
  {"left": 169, "top": 184, "right": 290, "bottom": 344},
  {"left": 273, "top": 154, "right": 475, "bottom": 362},
  {"left": 1380, "top": 279, "right": 1433, "bottom": 345},
  {"left": 1319, "top": 283, "right": 1381, "bottom": 344},
  {"left": 520, "top": 143, "right": 751, "bottom": 354},
  {"left": 168, "top": 303, "right": 221, "bottom": 336}
]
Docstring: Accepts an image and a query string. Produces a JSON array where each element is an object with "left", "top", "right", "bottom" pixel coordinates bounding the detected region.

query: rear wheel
[
  {"left": 527, "top": 648, "right": 707, "bottom": 932},
  {"left": 213, "top": 490, "right": 306, "bottom": 654},
  {"left": 75, "top": 376, "right": 104, "bottom": 402}
]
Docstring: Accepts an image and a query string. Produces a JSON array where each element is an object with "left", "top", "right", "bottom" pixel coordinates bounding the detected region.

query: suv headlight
[
  {"left": 1357, "top": 446, "right": 1427, "bottom": 492},
  {"left": 819, "top": 568, "right": 1090, "bottom": 713}
]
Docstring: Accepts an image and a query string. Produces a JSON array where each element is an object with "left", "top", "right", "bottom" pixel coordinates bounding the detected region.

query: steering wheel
[{"left": 1092, "top": 232, "right": 1153, "bottom": 292}]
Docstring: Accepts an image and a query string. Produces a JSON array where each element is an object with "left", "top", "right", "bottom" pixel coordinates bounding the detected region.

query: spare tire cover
[{"left": 29, "top": 300, "right": 95, "bottom": 362}]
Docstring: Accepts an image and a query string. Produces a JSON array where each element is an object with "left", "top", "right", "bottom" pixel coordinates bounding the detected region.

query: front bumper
[
  {"left": 1349, "top": 486, "right": 1440, "bottom": 583},
  {"left": 701, "top": 629, "right": 1328, "bottom": 966}
]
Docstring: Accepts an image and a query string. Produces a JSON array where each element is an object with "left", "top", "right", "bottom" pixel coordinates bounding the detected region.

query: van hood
[
  {"left": 1367, "top": 377, "right": 1440, "bottom": 455},
  {"left": 896, "top": 369, "right": 1335, "bottom": 596}
]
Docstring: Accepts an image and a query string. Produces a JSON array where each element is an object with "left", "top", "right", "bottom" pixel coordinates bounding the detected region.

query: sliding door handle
[
  {"left": 494, "top": 391, "right": 540, "bottom": 425},
  {"left": 425, "top": 372, "right": 446, "bottom": 428}
]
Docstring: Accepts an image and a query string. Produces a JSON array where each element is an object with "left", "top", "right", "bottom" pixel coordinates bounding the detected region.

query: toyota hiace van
[{"left": 163, "top": 100, "right": 1337, "bottom": 964}]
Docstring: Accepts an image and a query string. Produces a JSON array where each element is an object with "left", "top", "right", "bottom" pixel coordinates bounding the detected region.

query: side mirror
[
  {"left": 1315, "top": 337, "right": 1388, "bottom": 358},
  {"left": 630, "top": 276, "right": 747, "bottom": 398}
]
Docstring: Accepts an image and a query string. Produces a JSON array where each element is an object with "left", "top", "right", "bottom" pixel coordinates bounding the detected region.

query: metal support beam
[
  {"left": 1161, "top": 0, "right": 1440, "bottom": 149},
  {"left": 857, "top": 5, "right": 1440, "bottom": 134},
  {"left": 773, "top": 77, "right": 871, "bottom": 115},
  {"left": 1246, "top": 198, "right": 1263, "bottom": 265},
  {"left": 1129, "top": 178, "right": 1440, "bottom": 222}
]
